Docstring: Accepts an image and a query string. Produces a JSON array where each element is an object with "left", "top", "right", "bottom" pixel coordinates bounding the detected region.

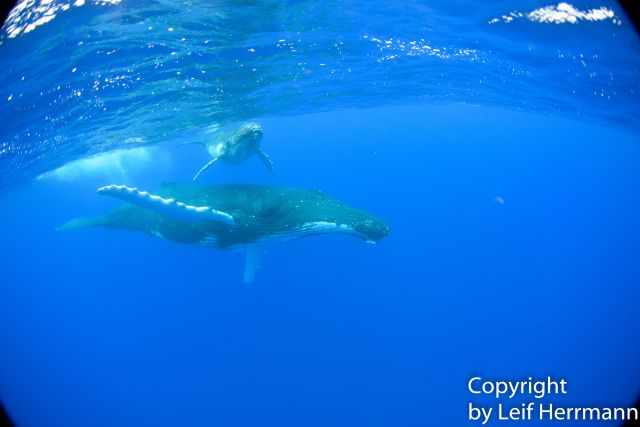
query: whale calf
[
  {"left": 60, "top": 183, "right": 390, "bottom": 283},
  {"left": 192, "top": 122, "right": 273, "bottom": 181}
]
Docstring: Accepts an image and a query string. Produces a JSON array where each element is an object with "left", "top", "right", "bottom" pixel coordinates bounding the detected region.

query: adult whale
[{"left": 60, "top": 183, "right": 390, "bottom": 283}]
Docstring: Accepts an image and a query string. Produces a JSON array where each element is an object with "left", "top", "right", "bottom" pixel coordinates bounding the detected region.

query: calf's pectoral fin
[
  {"left": 256, "top": 149, "right": 274, "bottom": 173},
  {"left": 97, "top": 184, "right": 235, "bottom": 225},
  {"left": 193, "top": 156, "right": 220, "bottom": 181}
]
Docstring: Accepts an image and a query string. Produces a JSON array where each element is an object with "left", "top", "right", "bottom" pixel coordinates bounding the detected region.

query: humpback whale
[
  {"left": 60, "top": 183, "right": 390, "bottom": 283},
  {"left": 192, "top": 122, "right": 273, "bottom": 181}
]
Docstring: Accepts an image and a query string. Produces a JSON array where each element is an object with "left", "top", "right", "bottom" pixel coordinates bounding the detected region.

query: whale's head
[
  {"left": 352, "top": 216, "right": 390, "bottom": 244},
  {"left": 237, "top": 122, "right": 263, "bottom": 145}
]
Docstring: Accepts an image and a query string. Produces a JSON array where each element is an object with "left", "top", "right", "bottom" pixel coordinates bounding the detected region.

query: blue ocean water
[{"left": 1, "top": 1, "right": 640, "bottom": 426}]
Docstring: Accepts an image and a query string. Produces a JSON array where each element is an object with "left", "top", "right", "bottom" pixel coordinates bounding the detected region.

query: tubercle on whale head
[{"left": 353, "top": 217, "right": 390, "bottom": 244}]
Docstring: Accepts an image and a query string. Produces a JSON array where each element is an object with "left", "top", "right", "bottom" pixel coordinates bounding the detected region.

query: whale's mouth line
[
  {"left": 273, "top": 221, "right": 369, "bottom": 241},
  {"left": 200, "top": 221, "right": 372, "bottom": 249}
]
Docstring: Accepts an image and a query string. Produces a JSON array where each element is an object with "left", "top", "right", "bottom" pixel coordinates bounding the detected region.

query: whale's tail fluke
[{"left": 56, "top": 216, "right": 105, "bottom": 232}]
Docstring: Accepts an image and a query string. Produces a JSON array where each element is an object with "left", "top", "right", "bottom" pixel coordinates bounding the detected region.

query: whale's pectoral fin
[
  {"left": 193, "top": 156, "right": 220, "bottom": 181},
  {"left": 57, "top": 216, "right": 105, "bottom": 232},
  {"left": 256, "top": 149, "right": 273, "bottom": 173},
  {"left": 97, "top": 184, "right": 235, "bottom": 225},
  {"left": 243, "top": 245, "right": 261, "bottom": 284}
]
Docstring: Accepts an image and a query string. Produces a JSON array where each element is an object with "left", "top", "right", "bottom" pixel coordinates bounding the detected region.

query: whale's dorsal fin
[
  {"left": 243, "top": 245, "right": 261, "bottom": 284},
  {"left": 97, "top": 184, "right": 234, "bottom": 225}
]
